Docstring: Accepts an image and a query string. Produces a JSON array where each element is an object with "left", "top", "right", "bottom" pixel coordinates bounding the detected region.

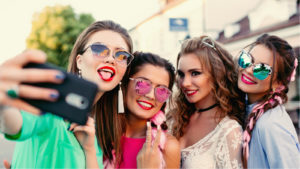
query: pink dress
[
  {"left": 118, "top": 136, "right": 146, "bottom": 168},
  {"left": 104, "top": 111, "right": 167, "bottom": 169}
]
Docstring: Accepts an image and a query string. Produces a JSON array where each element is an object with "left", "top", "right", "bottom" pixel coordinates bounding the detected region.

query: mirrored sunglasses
[
  {"left": 82, "top": 43, "right": 134, "bottom": 66},
  {"left": 238, "top": 50, "right": 272, "bottom": 80},
  {"left": 129, "top": 77, "right": 171, "bottom": 103}
]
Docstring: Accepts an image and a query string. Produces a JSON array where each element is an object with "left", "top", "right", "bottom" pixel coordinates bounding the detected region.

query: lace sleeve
[{"left": 215, "top": 123, "right": 243, "bottom": 169}]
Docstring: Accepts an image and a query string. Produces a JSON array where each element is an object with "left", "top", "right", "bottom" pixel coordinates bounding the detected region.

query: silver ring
[{"left": 6, "top": 85, "right": 19, "bottom": 99}]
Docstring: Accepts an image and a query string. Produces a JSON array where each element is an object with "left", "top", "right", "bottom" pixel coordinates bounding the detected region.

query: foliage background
[{"left": 26, "top": 5, "right": 94, "bottom": 69}]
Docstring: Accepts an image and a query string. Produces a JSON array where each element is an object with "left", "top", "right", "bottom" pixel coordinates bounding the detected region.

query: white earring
[{"left": 118, "top": 82, "right": 124, "bottom": 113}]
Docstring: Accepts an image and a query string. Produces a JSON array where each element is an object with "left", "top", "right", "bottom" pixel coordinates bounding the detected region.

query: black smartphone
[{"left": 21, "top": 63, "right": 98, "bottom": 125}]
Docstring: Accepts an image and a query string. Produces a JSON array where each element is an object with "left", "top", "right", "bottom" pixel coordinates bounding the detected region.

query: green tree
[{"left": 26, "top": 5, "right": 94, "bottom": 69}]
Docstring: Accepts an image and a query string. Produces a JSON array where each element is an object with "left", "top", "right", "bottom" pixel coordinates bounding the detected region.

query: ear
[{"left": 76, "top": 54, "right": 82, "bottom": 70}]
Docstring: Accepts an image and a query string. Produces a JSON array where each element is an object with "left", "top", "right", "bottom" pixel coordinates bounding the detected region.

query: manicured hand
[
  {"left": 71, "top": 117, "right": 96, "bottom": 152},
  {"left": 0, "top": 50, "right": 65, "bottom": 115},
  {"left": 137, "top": 122, "right": 161, "bottom": 169}
]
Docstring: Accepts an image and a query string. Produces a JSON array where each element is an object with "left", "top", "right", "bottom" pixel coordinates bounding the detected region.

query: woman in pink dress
[{"left": 105, "top": 51, "right": 181, "bottom": 169}]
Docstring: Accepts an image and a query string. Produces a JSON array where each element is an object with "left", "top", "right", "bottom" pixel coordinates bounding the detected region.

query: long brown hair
[
  {"left": 68, "top": 20, "right": 133, "bottom": 161},
  {"left": 169, "top": 36, "right": 245, "bottom": 139},
  {"left": 115, "top": 51, "right": 175, "bottom": 165},
  {"left": 242, "top": 34, "right": 298, "bottom": 167}
]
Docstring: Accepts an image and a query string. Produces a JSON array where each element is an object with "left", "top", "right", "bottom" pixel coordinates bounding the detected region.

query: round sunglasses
[
  {"left": 238, "top": 50, "right": 272, "bottom": 80},
  {"left": 82, "top": 43, "right": 134, "bottom": 66},
  {"left": 129, "top": 77, "right": 172, "bottom": 103}
]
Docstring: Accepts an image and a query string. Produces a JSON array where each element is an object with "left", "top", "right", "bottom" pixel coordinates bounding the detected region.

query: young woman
[
  {"left": 239, "top": 34, "right": 300, "bottom": 168},
  {"left": 105, "top": 52, "right": 181, "bottom": 168},
  {"left": 0, "top": 20, "right": 134, "bottom": 168},
  {"left": 169, "top": 36, "right": 245, "bottom": 169}
]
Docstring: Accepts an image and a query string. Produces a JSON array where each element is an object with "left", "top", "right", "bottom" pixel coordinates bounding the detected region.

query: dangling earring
[
  {"left": 78, "top": 69, "right": 82, "bottom": 78},
  {"left": 118, "top": 82, "right": 124, "bottom": 113}
]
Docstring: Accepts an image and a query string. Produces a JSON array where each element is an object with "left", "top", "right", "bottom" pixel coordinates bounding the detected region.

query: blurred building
[
  {"left": 129, "top": 0, "right": 300, "bottom": 134},
  {"left": 216, "top": 0, "right": 300, "bottom": 135}
]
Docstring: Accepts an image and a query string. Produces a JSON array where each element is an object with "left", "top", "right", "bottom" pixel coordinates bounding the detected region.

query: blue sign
[{"left": 169, "top": 18, "right": 188, "bottom": 31}]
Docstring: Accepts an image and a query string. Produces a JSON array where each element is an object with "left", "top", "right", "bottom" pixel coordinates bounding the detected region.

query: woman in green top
[{"left": 0, "top": 20, "right": 134, "bottom": 168}]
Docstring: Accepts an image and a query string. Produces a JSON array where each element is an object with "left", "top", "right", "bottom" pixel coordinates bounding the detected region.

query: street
[{"left": 0, "top": 135, "right": 15, "bottom": 168}]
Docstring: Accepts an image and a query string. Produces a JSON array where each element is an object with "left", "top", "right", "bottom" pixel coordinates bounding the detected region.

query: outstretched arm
[
  {"left": 0, "top": 50, "right": 64, "bottom": 114},
  {"left": 0, "top": 49, "right": 64, "bottom": 136}
]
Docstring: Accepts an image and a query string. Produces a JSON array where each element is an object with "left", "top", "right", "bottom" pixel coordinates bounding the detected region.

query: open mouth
[
  {"left": 241, "top": 74, "right": 256, "bottom": 85},
  {"left": 184, "top": 89, "right": 198, "bottom": 96},
  {"left": 97, "top": 66, "right": 115, "bottom": 81},
  {"left": 137, "top": 100, "right": 154, "bottom": 110}
]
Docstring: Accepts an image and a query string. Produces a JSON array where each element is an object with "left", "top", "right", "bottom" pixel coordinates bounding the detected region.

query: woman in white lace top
[{"left": 168, "top": 36, "right": 245, "bottom": 169}]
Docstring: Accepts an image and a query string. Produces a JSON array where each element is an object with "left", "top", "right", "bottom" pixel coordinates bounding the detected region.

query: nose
[
  {"left": 244, "top": 65, "right": 254, "bottom": 75},
  {"left": 103, "top": 50, "right": 116, "bottom": 65},
  {"left": 144, "top": 87, "right": 155, "bottom": 101},
  {"left": 180, "top": 76, "right": 192, "bottom": 88}
]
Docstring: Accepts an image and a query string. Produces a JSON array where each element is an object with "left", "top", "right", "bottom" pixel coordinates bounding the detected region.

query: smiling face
[
  {"left": 238, "top": 44, "right": 275, "bottom": 103},
  {"left": 177, "top": 53, "right": 215, "bottom": 108},
  {"left": 76, "top": 30, "right": 128, "bottom": 93},
  {"left": 126, "top": 64, "right": 170, "bottom": 120}
]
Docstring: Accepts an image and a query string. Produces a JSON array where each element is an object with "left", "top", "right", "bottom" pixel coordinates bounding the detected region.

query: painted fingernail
[
  {"left": 50, "top": 93, "right": 59, "bottom": 99},
  {"left": 56, "top": 73, "right": 65, "bottom": 80},
  {"left": 41, "top": 111, "right": 47, "bottom": 115}
]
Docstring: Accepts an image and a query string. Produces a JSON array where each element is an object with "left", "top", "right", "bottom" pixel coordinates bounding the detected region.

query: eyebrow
[
  {"left": 248, "top": 51, "right": 272, "bottom": 65},
  {"left": 177, "top": 68, "right": 203, "bottom": 73}
]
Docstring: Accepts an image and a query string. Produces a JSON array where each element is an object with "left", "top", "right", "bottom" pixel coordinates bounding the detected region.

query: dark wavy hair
[
  {"left": 115, "top": 51, "right": 175, "bottom": 165},
  {"left": 169, "top": 36, "right": 245, "bottom": 139},
  {"left": 68, "top": 20, "right": 133, "bottom": 161},
  {"left": 242, "top": 34, "right": 298, "bottom": 166}
]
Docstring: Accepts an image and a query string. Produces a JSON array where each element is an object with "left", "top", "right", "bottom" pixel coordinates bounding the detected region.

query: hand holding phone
[{"left": 21, "top": 63, "right": 98, "bottom": 125}]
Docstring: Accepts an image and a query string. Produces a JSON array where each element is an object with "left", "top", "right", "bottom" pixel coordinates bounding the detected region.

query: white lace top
[{"left": 181, "top": 116, "right": 243, "bottom": 169}]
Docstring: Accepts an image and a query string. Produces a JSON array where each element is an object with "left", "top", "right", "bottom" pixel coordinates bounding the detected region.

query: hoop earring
[{"left": 118, "top": 82, "right": 124, "bottom": 113}]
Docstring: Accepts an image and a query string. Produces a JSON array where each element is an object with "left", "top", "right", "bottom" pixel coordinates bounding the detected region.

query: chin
[
  {"left": 185, "top": 97, "right": 197, "bottom": 104},
  {"left": 98, "top": 85, "right": 116, "bottom": 92},
  {"left": 238, "top": 86, "right": 255, "bottom": 94}
]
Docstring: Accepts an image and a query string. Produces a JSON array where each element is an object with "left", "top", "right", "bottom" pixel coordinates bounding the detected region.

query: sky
[
  {"left": 0, "top": 0, "right": 285, "bottom": 64},
  {"left": 0, "top": 0, "right": 161, "bottom": 64}
]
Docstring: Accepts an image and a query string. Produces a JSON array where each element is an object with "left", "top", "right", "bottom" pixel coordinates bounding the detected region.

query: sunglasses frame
[
  {"left": 129, "top": 77, "right": 172, "bottom": 103},
  {"left": 238, "top": 50, "right": 273, "bottom": 80},
  {"left": 81, "top": 43, "right": 134, "bottom": 66}
]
